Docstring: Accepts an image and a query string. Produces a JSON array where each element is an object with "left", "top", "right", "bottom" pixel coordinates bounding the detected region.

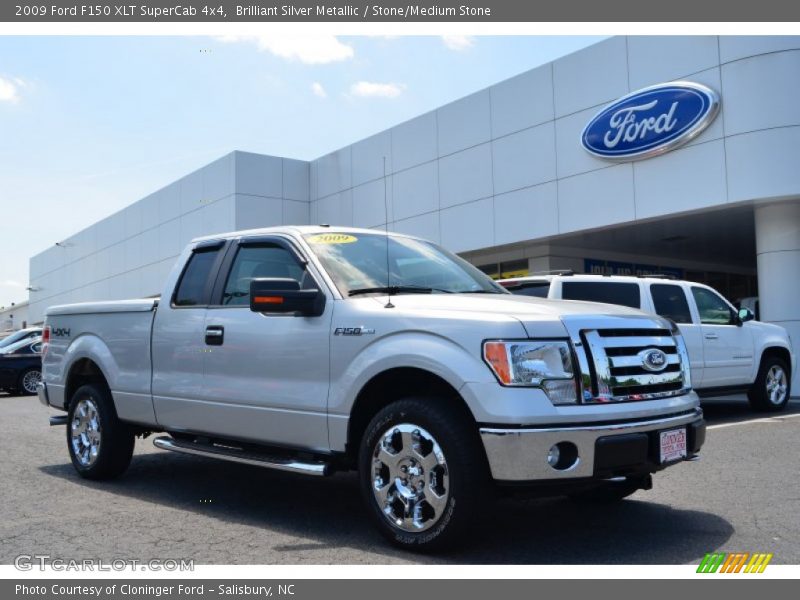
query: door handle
[
  {"left": 704, "top": 333, "right": 719, "bottom": 340},
  {"left": 205, "top": 326, "right": 224, "bottom": 346}
]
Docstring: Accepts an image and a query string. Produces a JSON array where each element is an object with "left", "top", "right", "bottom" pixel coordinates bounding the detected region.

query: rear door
[
  {"left": 197, "top": 235, "right": 333, "bottom": 451},
  {"left": 151, "top": 240, "right": 226, "bottom": 428},
  {"left": 648, "top": 283, "right": 704, "bottom": 386},
  {"left": 690, "top": 285, "right": 754, "bottom": 387}
]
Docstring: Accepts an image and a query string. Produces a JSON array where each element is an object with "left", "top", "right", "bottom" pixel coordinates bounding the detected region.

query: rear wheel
[
  {"left": 67, "top": 383, "right": 135, "bottom": 480},
  {"left": 358, "top": 397, "right": 490, "bottom": 551},
  {"left": 748, "top": 356, "right": 791, "bottom": 412},
  {"left": 18, "top": 368, "right": 41, "bottom": 396}
]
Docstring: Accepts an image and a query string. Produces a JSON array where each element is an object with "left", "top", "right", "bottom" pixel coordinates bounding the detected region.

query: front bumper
[{"left": 480, "top": 407, "right": 705, "bottom": 482}]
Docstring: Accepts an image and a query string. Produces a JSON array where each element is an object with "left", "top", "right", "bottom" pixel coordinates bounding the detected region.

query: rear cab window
[
  {"left": 173, "top": 244, "right": 223, "bottom": 307},
  {"left": 561, "top": 281, "right": 641, "bottom": 309}
]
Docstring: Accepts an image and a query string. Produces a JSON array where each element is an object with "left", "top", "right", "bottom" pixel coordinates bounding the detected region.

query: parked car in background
[
  {"left": 500, "top": 274, "right": 794, "bottom": 412},
  {"left": 0, "top": 327, "right": 42, "bottom": 350},
  {"left": 0, "top": 336, "right": 43, "bottom": 396}
]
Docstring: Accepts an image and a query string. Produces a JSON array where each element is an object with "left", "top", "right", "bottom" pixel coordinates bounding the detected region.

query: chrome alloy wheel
[
  {"left": 371, "top": 423, "right": 449, "bottom": 532},
  {"left": 21, "top": 370, "right": 41, "bottom": 394},
  {"left": 766, "top": 365, "right": 788, "bottom": 406},
  {"left": 70, "top": 398, "right": 102, "bottom": 467}
]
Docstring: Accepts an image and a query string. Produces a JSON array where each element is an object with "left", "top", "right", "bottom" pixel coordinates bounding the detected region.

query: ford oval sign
[{"left": 581, "top": 82, "right": 720, "bottom": 161}]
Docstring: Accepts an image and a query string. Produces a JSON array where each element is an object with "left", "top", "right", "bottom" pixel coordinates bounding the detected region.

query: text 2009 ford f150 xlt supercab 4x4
[{"left": 39, "top": 226, "right": 706, "bottom": 550}]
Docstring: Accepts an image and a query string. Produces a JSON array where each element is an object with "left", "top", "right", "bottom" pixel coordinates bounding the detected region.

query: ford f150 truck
[
  {"left": 499, "top": 273, "right": 795, "bottom": 412},
  {"left": 39, "top": 226, "right": 706, "bottom": 550}
]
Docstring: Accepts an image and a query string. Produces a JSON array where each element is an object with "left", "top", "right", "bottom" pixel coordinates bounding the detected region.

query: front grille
[{"left": 578, "top": 327, "right": 688, "bottom": 403}]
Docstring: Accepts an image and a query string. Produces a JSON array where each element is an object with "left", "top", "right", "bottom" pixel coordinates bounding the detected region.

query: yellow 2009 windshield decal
[{"left": 307, "top": 233, "right": 358, "bottom": 244}]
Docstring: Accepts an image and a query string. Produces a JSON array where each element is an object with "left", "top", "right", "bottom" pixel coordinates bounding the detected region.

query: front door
[
  {"left": 198, "top": 236, "right": 333, "bottom": 451},
  {"left": 690, "top": 286, "right": 754, "bottom": 388}
]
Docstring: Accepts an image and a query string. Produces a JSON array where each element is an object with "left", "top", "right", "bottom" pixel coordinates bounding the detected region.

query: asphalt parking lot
[{"left": 1, "top": 393, "right": 798, "bottom": 565}]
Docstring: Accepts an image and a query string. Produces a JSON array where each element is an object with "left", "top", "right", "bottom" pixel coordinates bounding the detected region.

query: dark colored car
[
  {"left": 0, "top": 337, "right": 43, "bottom": 396},
  {"left": 0, "top": 327, "right": 42, "bottom": 350}
]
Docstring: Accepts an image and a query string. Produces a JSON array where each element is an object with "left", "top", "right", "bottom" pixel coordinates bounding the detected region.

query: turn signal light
[
  {"left": 483, "top": 342, "right": 512, "bottom": 385},
  {"left": 253, "top": 296, "right": 284, "bottom": 304}
]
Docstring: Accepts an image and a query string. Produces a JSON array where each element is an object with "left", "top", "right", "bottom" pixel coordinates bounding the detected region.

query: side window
[
  {"left": 173, "top": 247, "right": 221, "bottom": 307},
  {"left": 651, "top": 284, "right": 693, "bottom": 324},
  {"left": 30, "top": 342, "right": 43, "bottom": 354},
  {"left": 561, "top": 281, "right": 641, "bottom": 308},
  {"left": 222, "top": 245, "right": 305, "bottom": 306},
  {"left": 691, "top": 287, "right": 735, "bottom": 325}
]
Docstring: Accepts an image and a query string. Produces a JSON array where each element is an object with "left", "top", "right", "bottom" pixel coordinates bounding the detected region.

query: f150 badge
[
  {"left": 581, "top": 81, "right": 719, "bottom": 161},
  {"left": 334, "top": 327, "right": 375, "bottom": 336}
]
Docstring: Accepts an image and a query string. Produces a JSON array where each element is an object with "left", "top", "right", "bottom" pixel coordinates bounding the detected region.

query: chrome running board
[
  {"left": 49, "top": 415, "right": 69, "bottom": 426},
  {"left": 152, "top": 436, "right": 331, "bottom": 476}
]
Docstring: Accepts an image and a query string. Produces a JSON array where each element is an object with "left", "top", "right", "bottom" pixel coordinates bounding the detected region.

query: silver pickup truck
[{"left": 39, "top": 226, "right": 706, "bottom": 550}]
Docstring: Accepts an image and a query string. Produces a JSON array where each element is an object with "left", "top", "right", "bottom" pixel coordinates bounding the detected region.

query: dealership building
[{"left": 27, "top": 35, "right": 800, "bottom": 384}]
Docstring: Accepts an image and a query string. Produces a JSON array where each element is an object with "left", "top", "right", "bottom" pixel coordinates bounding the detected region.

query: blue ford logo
[
  {"left": 581, "top": 82, "right": 720, "bottom": 161},
  {"left": 639, "top": 348, "right": 669, "bottom": 373}
]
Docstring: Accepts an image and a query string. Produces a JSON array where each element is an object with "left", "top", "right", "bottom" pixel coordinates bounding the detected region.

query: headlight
[{"left": 483, "top": 340, "right": 578, "bottom": 404}]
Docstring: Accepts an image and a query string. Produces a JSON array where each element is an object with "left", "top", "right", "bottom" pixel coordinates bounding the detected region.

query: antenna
[{"left": 383, "top": 156, "right": 394, "bottom": 309}]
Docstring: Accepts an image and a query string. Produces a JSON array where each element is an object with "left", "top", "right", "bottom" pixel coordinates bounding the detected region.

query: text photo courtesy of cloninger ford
[{"left": 1, "top": 27, "right": 799, "bottom": 576}]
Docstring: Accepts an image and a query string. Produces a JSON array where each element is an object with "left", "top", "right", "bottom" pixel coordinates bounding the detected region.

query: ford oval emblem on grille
[
  {"left": 581, "top": 81, "right": 720, "bottom": 161},
  {"left": 639, "top": 348, "right": 669, "bottom": 372}
]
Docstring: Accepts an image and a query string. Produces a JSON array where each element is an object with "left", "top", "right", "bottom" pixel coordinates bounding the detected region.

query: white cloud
[
  {"left": 349, "top": 81, "right": 406, "bottom": 99},
  {"left": 216, "top": 35, "right": 354, "bottom": 65},
  {"left": 441, "top": 36, "right": 475, "bottom": 51},
  {"left": 311, "top": 82, "right": 327, "bottom": 98},
  {"left": 0, "top": 76, "right": 21, "bottom": 102}
]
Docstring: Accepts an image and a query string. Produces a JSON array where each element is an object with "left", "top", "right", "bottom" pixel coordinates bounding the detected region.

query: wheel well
[
  {"left": 346, "top": 367, "right": 475, "bottom": 461},
  {"left": 761, "top": 347, "right": 792, "bottom": 376},
  {"left": 64, "top": 359, "right": 109, "bottom": 411}
]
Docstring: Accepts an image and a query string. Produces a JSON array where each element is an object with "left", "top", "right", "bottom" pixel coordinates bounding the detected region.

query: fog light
[
  {"left": 547, "top": 444, "right": 561, "bottom": 467},
  {"left": 546, "top": 442, "right": 579, "bottom": 471}
]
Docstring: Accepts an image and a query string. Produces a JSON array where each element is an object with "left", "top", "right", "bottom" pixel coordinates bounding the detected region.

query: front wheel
[
  {"left": 67, "top": 383, "right": 135, "bottom": 480},
  {"left": 358, "top": 397, "right": 490, "bottom": 551},
  {"left": 748, "top": 356, "right": 791, "bottom": 412}
]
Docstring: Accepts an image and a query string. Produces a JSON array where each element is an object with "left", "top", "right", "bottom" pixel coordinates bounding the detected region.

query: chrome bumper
[
  {"left": 37, "top": 381, "right": 49, "bottom": 407},
  {"left": 480, "top": 408, "right": 704, "bottom": 482}
]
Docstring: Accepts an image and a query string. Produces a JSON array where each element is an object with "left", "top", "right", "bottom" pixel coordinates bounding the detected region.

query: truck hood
[{"left": 363, "top": 293, "right": 671, "bottom": 337}]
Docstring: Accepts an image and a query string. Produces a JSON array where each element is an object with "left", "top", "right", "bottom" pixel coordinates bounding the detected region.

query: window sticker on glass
[{"left": 307, "top": 234, "right": 358, "bottom": 244}]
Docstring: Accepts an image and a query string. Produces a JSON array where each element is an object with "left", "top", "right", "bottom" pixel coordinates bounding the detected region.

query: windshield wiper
[
  {"left": 348, "top": 286, "right": 452, "bottom": 297},
  {"left": 453, "top": 289, "right": 504, "bottom": 294}
]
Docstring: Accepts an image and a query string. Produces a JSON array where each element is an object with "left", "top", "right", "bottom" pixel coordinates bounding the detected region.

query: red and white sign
[{"left": 659, "top": 428, "right": 687, "bottom": 463}]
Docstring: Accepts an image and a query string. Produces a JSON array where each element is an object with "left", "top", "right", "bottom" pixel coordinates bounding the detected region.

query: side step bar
[
  {"left": 49, "top": 415, "right": 69, "bottom": 426},
  {"left": 152, "top": 436, "right": 331, "bottom": 477}
]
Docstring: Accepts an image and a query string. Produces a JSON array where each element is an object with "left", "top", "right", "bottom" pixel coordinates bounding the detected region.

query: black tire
[
  {"left": 568, "top": 479, "right": 644, "bottom": 503},
  {"left": 748, "top": 355, "right": 791, "bottom": 412},
  {"left": 17, "top": 368, "right": 41, "bottom": 396},
  {"left": 358, "top": 397, "right": 491, "bottom": 552},
  {"left": 66, "top": 383, "right": 135, "bottom": 480}
]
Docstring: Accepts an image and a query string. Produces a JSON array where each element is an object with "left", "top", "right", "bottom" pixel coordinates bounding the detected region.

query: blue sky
[{"left": 0, "top": 35, "right": 604, "bottom": 307}]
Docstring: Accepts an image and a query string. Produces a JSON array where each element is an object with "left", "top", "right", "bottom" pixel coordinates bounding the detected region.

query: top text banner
[{"left": 5, "top": 0, "right": 800, "bottom": 21}]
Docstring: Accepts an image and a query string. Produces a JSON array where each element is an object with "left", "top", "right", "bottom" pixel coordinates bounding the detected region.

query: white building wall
[
  {"left": 26, "top": 36, "right": 800, "bottom": 326},
  {"left": 308, "top": 35, "right": 800, "bottom": 257},
  {"left": 28, "top": 152, "right": 310, "bottom": 323},
  {"left": 0, "top": 301, "right": 30, "bottom": 333}
]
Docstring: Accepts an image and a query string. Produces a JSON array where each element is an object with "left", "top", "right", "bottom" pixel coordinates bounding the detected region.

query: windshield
[
  {"left": 0, "top": 337, "right": 41, "bottom": 355},
  {"left": 303, "top": 232, "right": 506, "bottom": 297},
  {"left": 0, "top": 329, "right": 39, "bottom": 349}
]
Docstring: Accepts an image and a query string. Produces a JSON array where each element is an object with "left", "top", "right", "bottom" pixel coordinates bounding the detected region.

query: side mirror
[
  {"left": 738, "top": 307, "right": 755, "bottom": 324},
  {"left": 249, "top": 278, "right": 325, "bottom": 317}
]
